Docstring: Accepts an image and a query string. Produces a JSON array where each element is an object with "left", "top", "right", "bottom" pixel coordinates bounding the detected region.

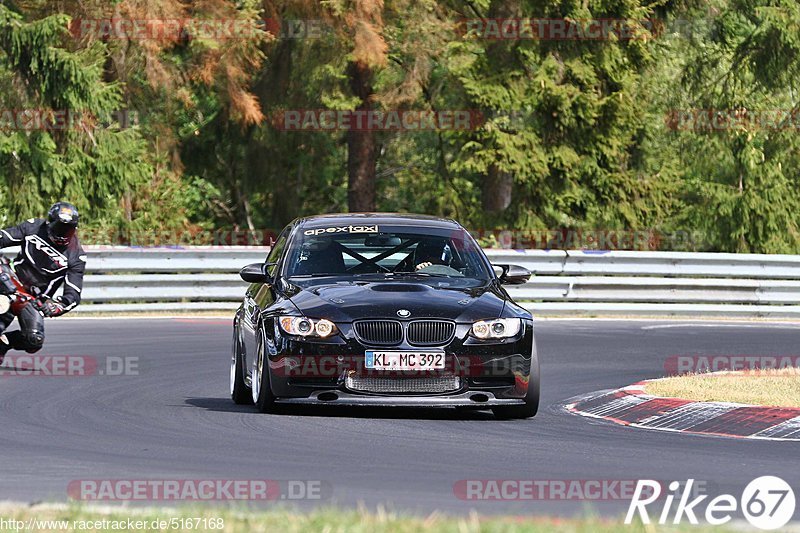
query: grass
[
  {"left": 0, "top": 504, "right": 733, "bottom": 532},
  {"left": 645, "top": 368, "right": 800, "bottom": 408}
]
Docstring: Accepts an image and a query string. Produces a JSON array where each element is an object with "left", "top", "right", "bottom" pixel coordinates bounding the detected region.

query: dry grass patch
[{"left": 645, "top": 368, "right": 800, "bottom": 408}]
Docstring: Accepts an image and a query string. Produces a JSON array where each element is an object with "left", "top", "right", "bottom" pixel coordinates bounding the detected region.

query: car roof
[{"left": 295, "top": 213, "right": 462, "bottom": 230}]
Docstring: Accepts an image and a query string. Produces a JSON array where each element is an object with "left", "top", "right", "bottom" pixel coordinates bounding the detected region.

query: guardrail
[{"left": 5, "top": 247, "right": 800, "bottom": 317}]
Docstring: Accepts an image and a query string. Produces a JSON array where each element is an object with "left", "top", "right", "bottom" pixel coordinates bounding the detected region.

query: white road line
[{"left": 642, "top": 323, "right": 800, "bottom": 330}]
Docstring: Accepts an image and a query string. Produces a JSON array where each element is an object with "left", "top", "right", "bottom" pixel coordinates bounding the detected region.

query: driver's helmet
[
  {"left": 46, "top": 202, "right": 80, "bottom": 246},
  {"left": 295, "top": 238, "right": 345, "bottom": 275},
  {"left": 414, "top": 238, "right": 451, "bottom": 266}
]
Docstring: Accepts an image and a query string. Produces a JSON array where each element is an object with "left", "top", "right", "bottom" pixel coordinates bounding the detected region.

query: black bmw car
[{"left": 231, "top": 214, "right": 539, "bottom": 418}]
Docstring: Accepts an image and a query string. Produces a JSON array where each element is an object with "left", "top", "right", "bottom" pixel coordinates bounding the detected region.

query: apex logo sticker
[{"left": 304, "top": 225, "right": 379, "bottom": 236}]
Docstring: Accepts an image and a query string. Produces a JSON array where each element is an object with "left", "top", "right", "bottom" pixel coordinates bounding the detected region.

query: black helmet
[
  {"left": 47, "top": 202, "right": 80, "bottom": 246},
  {"left": 414, "top": 238, "right": 451, "bottom": 265}
]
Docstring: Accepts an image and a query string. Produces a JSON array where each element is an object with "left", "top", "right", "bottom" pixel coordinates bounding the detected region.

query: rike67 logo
[{"left": 626, "top": 476, "right": 795, "bottom": 530}]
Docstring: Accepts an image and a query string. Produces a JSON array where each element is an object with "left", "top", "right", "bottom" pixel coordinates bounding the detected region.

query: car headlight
[
  {"left": 471, "top": 318, "right": 522, "bottom": 339},
  {"left": 278, "top": 316, "right": 338, "bottom": 338}
]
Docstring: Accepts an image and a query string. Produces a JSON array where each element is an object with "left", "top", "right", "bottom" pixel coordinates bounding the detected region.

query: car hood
[{"left": 284, "top": 281, "right": 507, "bottom": 323}]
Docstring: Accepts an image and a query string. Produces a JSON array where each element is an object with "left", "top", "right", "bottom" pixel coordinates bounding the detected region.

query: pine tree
[{"left": 0, "top": 3, "right": 151, "bottom": 228}]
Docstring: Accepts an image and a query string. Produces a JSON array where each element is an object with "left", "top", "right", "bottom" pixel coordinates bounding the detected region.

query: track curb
[{"left": 566, "top": 378, "right": 800, "bottom": 441}]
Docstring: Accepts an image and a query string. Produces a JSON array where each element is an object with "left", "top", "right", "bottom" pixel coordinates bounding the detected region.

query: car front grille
[
  {"left": 354, "top": 320, "right": 403, "bottom": 345},
  {"left": 345, "top": 373, "right": 461, "bottom": 393},
  {"left": 353, "top": 319, "right": 456, "bottom": 346},
  {"left": 407, "top": 320, "right": 455, "bottom": 346}
]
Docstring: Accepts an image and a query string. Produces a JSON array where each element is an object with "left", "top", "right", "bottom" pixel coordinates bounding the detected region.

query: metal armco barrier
[{"left": 6, "top": 247, "right": 800, "bottom": 317}]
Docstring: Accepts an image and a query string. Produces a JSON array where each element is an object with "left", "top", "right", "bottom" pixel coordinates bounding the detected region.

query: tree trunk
[
  {"left": 482, "top": 164, "right": 513, "bottom": 213},
  {"left": 249, "top": 39, "right": 299, "bottom": 229},
  {"left": 480, "top": 0, "right": 518, "bottom": 217},
  {"left": 347, "top": 61, "right": 377, "bottom": 212}
]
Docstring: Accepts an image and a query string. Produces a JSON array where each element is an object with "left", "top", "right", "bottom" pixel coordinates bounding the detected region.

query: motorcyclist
[{"left": 0, "top": 202, "right": 85, "bottom": 360}]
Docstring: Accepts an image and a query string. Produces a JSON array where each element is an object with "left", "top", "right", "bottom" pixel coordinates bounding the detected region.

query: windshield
[{"left": 284, "top": 226, "right": 492, "bottom": 286}]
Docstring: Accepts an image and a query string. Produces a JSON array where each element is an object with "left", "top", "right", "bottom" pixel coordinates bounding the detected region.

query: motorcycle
[{"left": 0, "top": 256, "right": 52, "bottom": 316}]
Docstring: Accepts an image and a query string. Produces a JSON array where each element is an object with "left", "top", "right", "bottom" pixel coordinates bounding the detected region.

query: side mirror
[
  {"left": 239, "top": 263, "right": 274, "bottom": 284},
  {"left": 494, "top": 264, "right": 531, "bottom": 285}
]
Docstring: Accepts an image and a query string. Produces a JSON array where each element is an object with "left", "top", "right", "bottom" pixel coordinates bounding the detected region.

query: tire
[
  {"left": 230, "top": 323, "right": 253, "bottom": 405},
  {"left": 492, "top": 351, "right": 540, "bottom": 420},
  {"left": 251, "top": 325, "right": 277, "bottom": 413}
]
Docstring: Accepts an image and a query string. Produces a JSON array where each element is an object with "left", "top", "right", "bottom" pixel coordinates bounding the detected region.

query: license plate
[{"left": 365, "top": 351, "right": 445, "bottom": 370}]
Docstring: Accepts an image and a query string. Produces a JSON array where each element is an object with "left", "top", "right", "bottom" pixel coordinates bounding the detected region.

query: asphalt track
[{"left": 1, "top": 318, "right": 799, "bottom": 518}]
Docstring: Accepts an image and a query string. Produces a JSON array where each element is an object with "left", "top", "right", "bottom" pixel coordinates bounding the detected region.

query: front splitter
[{"left": 275, "top": 390, "right": 524, "bottom": 408}]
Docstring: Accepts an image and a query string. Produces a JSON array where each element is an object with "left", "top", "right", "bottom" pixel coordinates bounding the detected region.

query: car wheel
[
  {"left": 230, "top": 323, "right": 253, "bottom": 405},
  {"left": 492, "top": 354, "right": 540, "bottom": 420},
  {"left": 251, "top": 325, "right": 277, "bottom": 413}
]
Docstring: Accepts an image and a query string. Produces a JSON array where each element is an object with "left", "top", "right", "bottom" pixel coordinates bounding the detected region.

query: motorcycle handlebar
[{"left": 0, "top": 255, "right": 53, "bottom": 306}]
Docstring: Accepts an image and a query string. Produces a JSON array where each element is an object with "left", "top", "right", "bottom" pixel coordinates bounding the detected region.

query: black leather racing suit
[{"left": 0, "top": 219, "right": 86, "bottom": 352}]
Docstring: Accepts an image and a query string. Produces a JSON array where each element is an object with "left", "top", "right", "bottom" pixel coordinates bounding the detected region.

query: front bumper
[
  {"left": 275, "top": 390, "right": 526, "bottom": 407},
  {"left": 264, "top": 319, "right": 536, "bottom": 402}
]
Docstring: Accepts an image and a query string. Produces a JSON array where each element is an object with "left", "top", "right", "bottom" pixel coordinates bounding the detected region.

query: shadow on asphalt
[{"left": 185, "top": 397, "right": 499, "bottom": 420}]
